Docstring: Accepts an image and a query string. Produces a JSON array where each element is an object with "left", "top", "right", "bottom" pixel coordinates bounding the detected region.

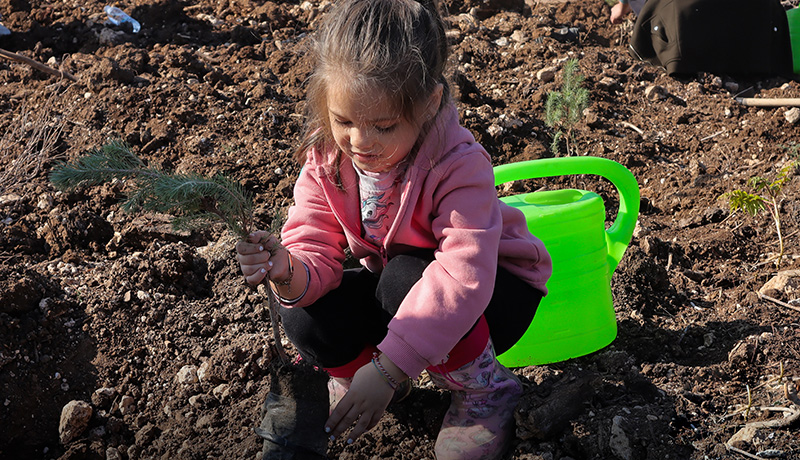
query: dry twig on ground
[
  {"left": 0, "top": 87, "right": 67, "bottom": 196},
  {"left": 0, "top": 47, "right": 77, "bottom": 81},
  {"left": 758, "top": 293, "right": 800, "bottom": 314},
  {"left": 726, "top": 376, "right": 800, "bottom": 459}
]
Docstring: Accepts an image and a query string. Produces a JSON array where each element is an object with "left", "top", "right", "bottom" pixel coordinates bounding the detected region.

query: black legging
[{"left": 279, "top": 250, "right": 543, "bottom": 369}]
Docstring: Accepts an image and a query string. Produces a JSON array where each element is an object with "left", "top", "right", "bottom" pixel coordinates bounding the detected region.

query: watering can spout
[{"left": 493, "top": 156, "right": 640, "bottom": 367}]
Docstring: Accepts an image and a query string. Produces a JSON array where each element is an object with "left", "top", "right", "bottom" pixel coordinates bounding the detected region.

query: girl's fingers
[
  {"left": 248, "top": 230, "right": 271, "bottom": 244},
  {"left": 326, "top": 394, "right": 365, "bottom": 439},
  {"left": 236, "top": 230, "right": 279, "bottom": 286},
  {"left": 238, "top": 231, "right": 275, "bottom": 252},
  {"left": 245, "top": 270, "right": 267, "bottom": 286},
  {"left": 325, "top": 399, "right": 349, "bottom": 437},
  {"left": 236, "top": 241, "right": 266, "bottom": 256},
  {"left": 325, "top": 397, "right": 383, "bottom": 443},
  {"left": 345, "top": 412, "right": 380, "bottom": 443},
  {"left": 237, "top": 251, "right": 270, "bottom": 266}
]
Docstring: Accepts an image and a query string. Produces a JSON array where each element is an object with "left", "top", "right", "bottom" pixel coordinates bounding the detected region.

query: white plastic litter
[{"left": 104, "top": 5, "right": 140, "bottom": 33}]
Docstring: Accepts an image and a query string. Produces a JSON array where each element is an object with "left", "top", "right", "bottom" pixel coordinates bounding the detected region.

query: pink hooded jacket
[{"left": 280, "top": 104, "right": 552, "bottom": 378}]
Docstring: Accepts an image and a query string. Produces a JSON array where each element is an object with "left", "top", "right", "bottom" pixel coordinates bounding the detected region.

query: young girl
[{"left": 236, "top": 0, "right": 552, "bottom": 458}]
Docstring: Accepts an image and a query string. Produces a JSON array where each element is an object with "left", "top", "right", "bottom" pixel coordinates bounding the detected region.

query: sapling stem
[{"left": 721, "top": 158, "right": 798, "bottom": 268}]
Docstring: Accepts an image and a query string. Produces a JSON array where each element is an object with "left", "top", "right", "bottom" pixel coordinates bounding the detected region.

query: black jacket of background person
[{"left": 630, "top": 0, "right": 793, "bottom": 77}]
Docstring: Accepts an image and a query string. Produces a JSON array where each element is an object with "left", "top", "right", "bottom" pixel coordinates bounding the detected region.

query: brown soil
[{"left": 2, "top": 0, "right": 800, "bottom": 459}]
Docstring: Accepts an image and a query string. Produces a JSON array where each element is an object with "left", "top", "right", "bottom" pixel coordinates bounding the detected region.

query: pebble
[
  {"left": 644, "top": 85, "right": 667, "bottom": 100},
  {"left": 92, "top": 387, "right": 116, "bottom": 408},
  {"left": 728, "top": 425, "right": 758, "bottom": 448},
  {"left": 197, "top": 361, "right": 210, "bottom": 383},
  {"left": 609, "top": 415, "right": 632, "bottom": 460},
  {"left": 784, "top": 107, "right": 800, "bottom": 124},
  {"left": 106, "top": 447, "right": 123, "bottom": 460},
  {"left": 759, "top": 269, "right": 800, "bottom": 298},
  {"left": 597, "top": 76, "right": 618, "bottom": 89},
  {"left": 0, "top": 194, "right": 22, "bottom": 207},
  {"left": 119, "top": 395, "right": 135, "bottom": 415},
  {"left": 487, "top": 124, "right": 504, "bottom": 136},
  {"left": 37, "top": 194, "right": 53, "bottom": 210},
  {"left": 177, "top": 365, "right": 199, "bottom": 384},
  {"left": 686, "top": 81, "right": 703, "bottom": 96},
  {"left": 536, "top": 67, "right": 556, "bottom": 82},
  {"left": 59, "top": 400, "right": 93, "bottom": 444},
  {"left": 212, "top": 384, "right": 231, "bottom": 402}
]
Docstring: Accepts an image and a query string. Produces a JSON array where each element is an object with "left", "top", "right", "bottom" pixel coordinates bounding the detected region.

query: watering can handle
[{"left": 494, "top": 156, "right": 640, "bottom": 274}]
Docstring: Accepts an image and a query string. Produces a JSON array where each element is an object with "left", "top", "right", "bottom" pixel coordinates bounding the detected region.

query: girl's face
[{"left": 327, "top": 83, "right": 435, "bottom": 173}]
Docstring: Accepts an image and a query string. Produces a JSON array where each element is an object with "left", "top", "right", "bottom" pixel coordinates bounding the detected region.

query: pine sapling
[
  {"left": 50, "top": 140, "right": 256, "bottom": 237},
  {"left": 722, "top": 158, "right": 799, "bottom": 267},
  {"left": 52, "top": 142, "right": 331, "bottom": 457},
  {"left": 50, "top": 140, "right": 291, "bottom": 360},
  {"left": 544, "top": 58, "right": 589, "bottom": 156}
]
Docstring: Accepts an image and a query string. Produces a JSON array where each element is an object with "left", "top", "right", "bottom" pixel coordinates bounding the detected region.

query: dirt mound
[{"left": 1, "top": 0, "right": 800, "bottom": 459}]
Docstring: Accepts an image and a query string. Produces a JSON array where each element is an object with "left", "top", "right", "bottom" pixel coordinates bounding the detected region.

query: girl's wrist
[
  {"left": 270, "top": 258, "right": 309, "bottom": 305},
  {"left": 373, "top": 353, "right": 408, "bottom": 384},
  {"left": 271, "top": 249, "right": 294, "bottom": 287}
]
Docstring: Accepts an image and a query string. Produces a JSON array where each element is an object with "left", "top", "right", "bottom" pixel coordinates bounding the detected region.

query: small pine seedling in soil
[
  {"left": 722, "top": 157, "right": 799, "bottom": 267},
  {"left": 50, "top": 140, "right": 331, "bottom": 459},
  {"left": 544, "top": 58, "right": 589, "bottom": 157},
  {"left": 49, "top": 140, "right": 257, "bottom": 238}
]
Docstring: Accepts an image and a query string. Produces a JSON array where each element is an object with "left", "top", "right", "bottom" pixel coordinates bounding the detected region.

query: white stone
[
  {"left": 0, "top": 194, "right": 22, "bottom": 207},
  {"left": 212, "top": 384, "right": 231, "bottom": 402},
  {"left": 784, "top": 107, "right": 800, "bottom": 124},
  {"left": 177, "top": 365, "right": 199, "bottom": 384},
  {"left": 119, "top": 395, "right": 135, "bottom": 415},
  {"left": 487, "top": 124, "right": 504, "bottom": 137}
]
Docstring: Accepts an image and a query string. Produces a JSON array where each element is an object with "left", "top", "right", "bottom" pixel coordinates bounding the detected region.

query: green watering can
[{"left": 493, "top": 156, "right": 640, "bottom": 367}]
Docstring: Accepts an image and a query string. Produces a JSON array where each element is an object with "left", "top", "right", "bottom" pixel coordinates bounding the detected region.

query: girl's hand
[
  {"left": 235, "top": 231, "right": 283, "bottom": 286},
  {"left": 325, "top": 361, "right": 394, "bottom": 444}
]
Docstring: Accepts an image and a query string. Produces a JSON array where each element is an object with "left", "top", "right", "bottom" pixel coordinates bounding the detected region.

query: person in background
[
  {"left": 610, "top": 0, "right": 647, "bottom": 24},
  {"left": 236, "top": 0, "right": 552, "bottom": 458}
]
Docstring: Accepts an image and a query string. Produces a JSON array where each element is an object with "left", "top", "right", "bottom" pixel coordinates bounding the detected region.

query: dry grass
[{"left": 0, "top": 85, "right": 68, "bottom": 196}]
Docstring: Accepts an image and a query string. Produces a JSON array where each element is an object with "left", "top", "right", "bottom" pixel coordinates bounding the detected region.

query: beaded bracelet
[{"left": 372, "top": 353, "right": 400, "bottom": 390}]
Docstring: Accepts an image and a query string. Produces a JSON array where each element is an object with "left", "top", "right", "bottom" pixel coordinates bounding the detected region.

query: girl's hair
[{"left": 293, "top": 0, "right": 451, "bottom": 174}]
